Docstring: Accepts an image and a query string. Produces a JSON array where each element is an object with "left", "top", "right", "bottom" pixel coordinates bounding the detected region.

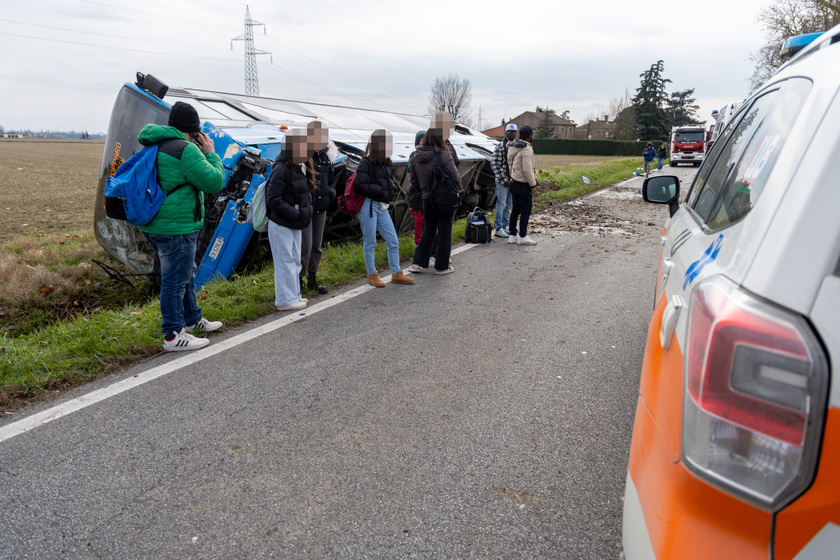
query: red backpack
[{"left": 337, "top": 171, "right": 364, "bottom": 216}]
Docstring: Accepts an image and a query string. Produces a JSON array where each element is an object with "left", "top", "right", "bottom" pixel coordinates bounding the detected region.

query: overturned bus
[{"left": 93, "top": 73, "right": 498, "bottom": 288}]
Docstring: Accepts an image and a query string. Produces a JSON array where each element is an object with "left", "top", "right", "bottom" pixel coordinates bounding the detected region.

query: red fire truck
[{"left": 669, "top": 125, "right": 706, "bottom": 167}]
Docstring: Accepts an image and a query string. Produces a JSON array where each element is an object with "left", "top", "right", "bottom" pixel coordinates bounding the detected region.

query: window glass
[
  {"left": 687, "top": 91, "right": 778, "bottom": 221},
  {"left": 706, "top": 79, "right": 811, "bottom": 229},
  {"left": 685, "top": 107, "right": 746, "bottom": 208}
]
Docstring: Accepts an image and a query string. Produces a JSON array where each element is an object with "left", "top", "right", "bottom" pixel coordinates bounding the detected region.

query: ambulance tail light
[{"left": 681, "top": 276, "right": 828, "bottom": 511}]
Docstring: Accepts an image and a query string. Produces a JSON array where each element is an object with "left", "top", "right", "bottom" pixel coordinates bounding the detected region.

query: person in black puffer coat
[
  {"left": 266, "top": 128, "right": 314, "bottom": 311},
  {"left": 407, "top": 127, "right": 461, "bottom": 275},
  {"left": 300, "top": 121, "right": 336, "bottom": 295},
  {"left": 354, "top": 129, "right": 414, "bottom": 288}
]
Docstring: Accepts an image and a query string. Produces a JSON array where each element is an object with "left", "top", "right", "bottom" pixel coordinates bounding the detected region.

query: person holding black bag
[{"left": 407, "top": 127, "right": 461, "bottom": 275}]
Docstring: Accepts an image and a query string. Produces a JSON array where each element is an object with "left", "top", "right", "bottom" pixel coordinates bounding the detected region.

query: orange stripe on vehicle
[
  {"left": 628, "top": 295, "right": 772, "bottom": 558},
  {"left": 774, "top": 407, "right": 840, "bottom": 560}
]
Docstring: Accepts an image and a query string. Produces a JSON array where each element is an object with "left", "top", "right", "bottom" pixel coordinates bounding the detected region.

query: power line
[
  {"left": 0, "top": 31, "right": 240, "bottom": 62},
  {"left": 0, "top": 18, "right": 231, "bottom": 52},
  {"left": 79, "top": 0, "right": 238, "bottom": 33}
]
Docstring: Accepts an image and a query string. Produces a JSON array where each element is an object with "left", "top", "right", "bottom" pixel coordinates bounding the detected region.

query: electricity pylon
[{"left": 231, "top": 6, "right": 271, "bottom": 96}]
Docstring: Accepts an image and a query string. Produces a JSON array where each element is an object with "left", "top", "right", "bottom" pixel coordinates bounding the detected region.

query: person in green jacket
[{"left": 138, "top": 101, "right": 226, "bottom": 351}]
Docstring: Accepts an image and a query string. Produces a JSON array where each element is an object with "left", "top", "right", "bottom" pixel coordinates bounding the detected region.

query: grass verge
[{"left": 534, "top": 157, "right": 659, "bottom": 210}]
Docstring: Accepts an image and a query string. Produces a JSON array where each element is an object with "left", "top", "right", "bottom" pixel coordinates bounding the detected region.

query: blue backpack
[{"left": 104, "top": 138, "right": 188, "bottom": 226}]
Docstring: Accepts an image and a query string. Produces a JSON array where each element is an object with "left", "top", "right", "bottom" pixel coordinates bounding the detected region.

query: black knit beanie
[{"left": 168, "top": 101, "right": 201, "bottom": 133}]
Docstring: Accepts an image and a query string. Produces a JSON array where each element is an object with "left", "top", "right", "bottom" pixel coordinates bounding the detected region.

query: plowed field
[{"left": 0, "top": 140, "right": 104, "bottom": 242}]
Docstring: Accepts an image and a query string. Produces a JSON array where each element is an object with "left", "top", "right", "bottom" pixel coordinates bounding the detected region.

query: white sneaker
[
  {"left": 277, "top": 300, "right": 307, "bottom": 311},
  {"left": 185, "top": 317, "right": 223, "bottom": 333},
  {"left": 508, "top": 235, "right": 518, "bottom": 244},
  {"left": 163, "top": 328, "right": 209, "bottom": 352},
  {"left": 299, "top": 298, "right": 309, "bottom": 304},
  {"left": 517, "top": 235, "right": 537, "bottom": 246}
]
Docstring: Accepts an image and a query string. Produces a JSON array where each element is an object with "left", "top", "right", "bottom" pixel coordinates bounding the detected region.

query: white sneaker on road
[
  {"left": 185, "top": 317, "right": 223, "bottom": 333},
  {"left": 163, "top": 328, "right": 210, "bottom": 352},
  {"left": 277, "top": 300, "right": 307, "bottom": 311},
  {"left": 517, "top": 235, "right": 537, "bottom": 246}
]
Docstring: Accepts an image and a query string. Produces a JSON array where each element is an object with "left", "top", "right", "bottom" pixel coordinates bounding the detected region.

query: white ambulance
[{"left": 622, "top": 24, "right": 840, "bottom": 560}]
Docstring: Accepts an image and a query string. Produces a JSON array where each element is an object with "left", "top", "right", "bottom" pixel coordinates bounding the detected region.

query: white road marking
[{"left": 0, "top": 244, "right": 476, "bottom": 444}]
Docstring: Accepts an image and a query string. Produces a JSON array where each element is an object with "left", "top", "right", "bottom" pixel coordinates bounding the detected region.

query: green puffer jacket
[{"left": 137, "top": 124, "right": 225, "bottom": 236}]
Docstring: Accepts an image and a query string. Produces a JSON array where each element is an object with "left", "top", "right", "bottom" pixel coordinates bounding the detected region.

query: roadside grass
[
  {"left": 534, "top": 157, "right": 658, "bottom": 210},
  {"left": 1, "top": 153, "right": 623, "bottom": 412},
  {"left": 0, "top": 231, "right": 156, "bottom": 338}
]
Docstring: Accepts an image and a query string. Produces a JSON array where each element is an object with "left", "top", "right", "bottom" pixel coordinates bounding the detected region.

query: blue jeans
[
  {"left": 657, "top": 157, "right": 664, "bottom": 170},
  {"left": 494, "top": 182, "right": 513, "bottom": 231},
  {"left": 413, "top": 197, "right": 455, "bottom": 271},
  {"left": 358, "top": 198, "right": 401, "bottom": 275},
  {"left": 144, "top": 233, "right": 201, "bottom": 337},
  {"left": 268, "top": 220, "right": 302, "bottom": 307}
]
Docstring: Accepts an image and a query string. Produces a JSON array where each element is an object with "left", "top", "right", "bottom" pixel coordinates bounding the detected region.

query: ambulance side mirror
[{"left": 643, "top": 175, "right": 680, "bottom": 217}]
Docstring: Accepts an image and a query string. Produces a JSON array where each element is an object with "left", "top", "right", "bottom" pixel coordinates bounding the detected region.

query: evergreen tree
[
  {"left": 633, "top": 60, "right": 671, "bottom": 141},
  {"left": 667, "top": 89, "right": 702, "bottom": 127},
  {"left": 535, "top": 106, "right": 557, "bottom": 138}
]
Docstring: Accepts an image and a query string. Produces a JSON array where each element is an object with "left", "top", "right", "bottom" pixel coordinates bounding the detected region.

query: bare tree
[
  {"left": 428, "top": 74, "right": 473, "bottom": 126},
  {"left": 749, "top": 0, "right": 840, "bottom": 91},
  {"left": 609, "top": 88, "right": 637, "bottom": 141}
]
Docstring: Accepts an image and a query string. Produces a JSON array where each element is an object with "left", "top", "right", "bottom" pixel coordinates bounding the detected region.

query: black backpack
[
  {"left": 428, "top": 152, "right": 460, "bottom": 215},
  {"left": 465, "top": 207, "right": 492, "bottom": 243}
]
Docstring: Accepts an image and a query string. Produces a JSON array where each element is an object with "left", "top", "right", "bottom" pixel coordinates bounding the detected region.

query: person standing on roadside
[
  {"left": 300, "top": 121, "right": 335, "bottom": 295},
  {"left": 506, "top": 124, "right": 537, "bottom": 246},
  {"left": 490, "top": 123, "right": 517, "bottom": 238},
  {"left": 656, "top": 143, "right": 667, "bottom": 171},
  {"left": 139, "top": 101, "right": 226, "bottom": 352},
  {"left": 266, "top": 128, "right": 314, "bottom": 311},
  {"left": 407, "top": 126, "right": 461, "bottom": 275},
  {"left": 643, "top": 142, "right": 657, "bottom": 177},
  {"left": 407, "top": 130, "right": 426, "bottom": 245},
  {"left": 354, "top": 129, "right": 414, "bottom": 288}
]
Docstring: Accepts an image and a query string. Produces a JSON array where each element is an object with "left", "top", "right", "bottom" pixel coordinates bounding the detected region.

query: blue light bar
[{"left": 780, "top": 32, "right": 823, "bottom": 59}]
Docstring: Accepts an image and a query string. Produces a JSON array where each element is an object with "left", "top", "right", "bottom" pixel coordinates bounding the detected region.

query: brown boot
[
  {"left": 391, "top": 270, "right": 414, "bottom": 285},
  {"left": 367, "top": 273, "right": 385, "bottom": 288}
]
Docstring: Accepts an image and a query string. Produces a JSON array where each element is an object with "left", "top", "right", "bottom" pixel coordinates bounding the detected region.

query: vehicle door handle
[{"left": 660, "top": 295, "right": 685, "bottom": 350}]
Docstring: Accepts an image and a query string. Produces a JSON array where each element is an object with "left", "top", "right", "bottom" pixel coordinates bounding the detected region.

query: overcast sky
[{"left": 1, "top": 0, "right": 775, "bottom": 134}]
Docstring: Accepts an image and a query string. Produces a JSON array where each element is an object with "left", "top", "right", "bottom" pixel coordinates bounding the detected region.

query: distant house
[
  {"left": 505, "top": 111, "right": 576, "bottom": 139},
  {"left": 574, "top": 117, "right": 615, "bottom": 140},
  {"left": 481, "top": 124, "right": 506, "bottom": 139}
]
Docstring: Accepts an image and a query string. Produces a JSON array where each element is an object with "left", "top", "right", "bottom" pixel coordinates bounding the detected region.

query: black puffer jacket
[
  {"left": 265, "top": 154, "right": 313, "bottom": 230},
  {"left": 410, "top": 145, "right": 461, "bottom": 199},
  {"left": 310, "top": 148, "right": 336, "bottom": 213},
  {"left": 354, "top": 157, "right": 396, "bottom": 203}
]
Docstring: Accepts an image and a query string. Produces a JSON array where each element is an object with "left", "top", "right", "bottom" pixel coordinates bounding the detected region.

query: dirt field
[{"left": 0, "top": 140, "right": 104, "bottom": 242}]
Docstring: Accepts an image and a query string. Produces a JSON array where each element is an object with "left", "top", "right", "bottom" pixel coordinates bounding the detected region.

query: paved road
[{"left": 0, "top": 167, "right": 697, "bottom": 559}]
